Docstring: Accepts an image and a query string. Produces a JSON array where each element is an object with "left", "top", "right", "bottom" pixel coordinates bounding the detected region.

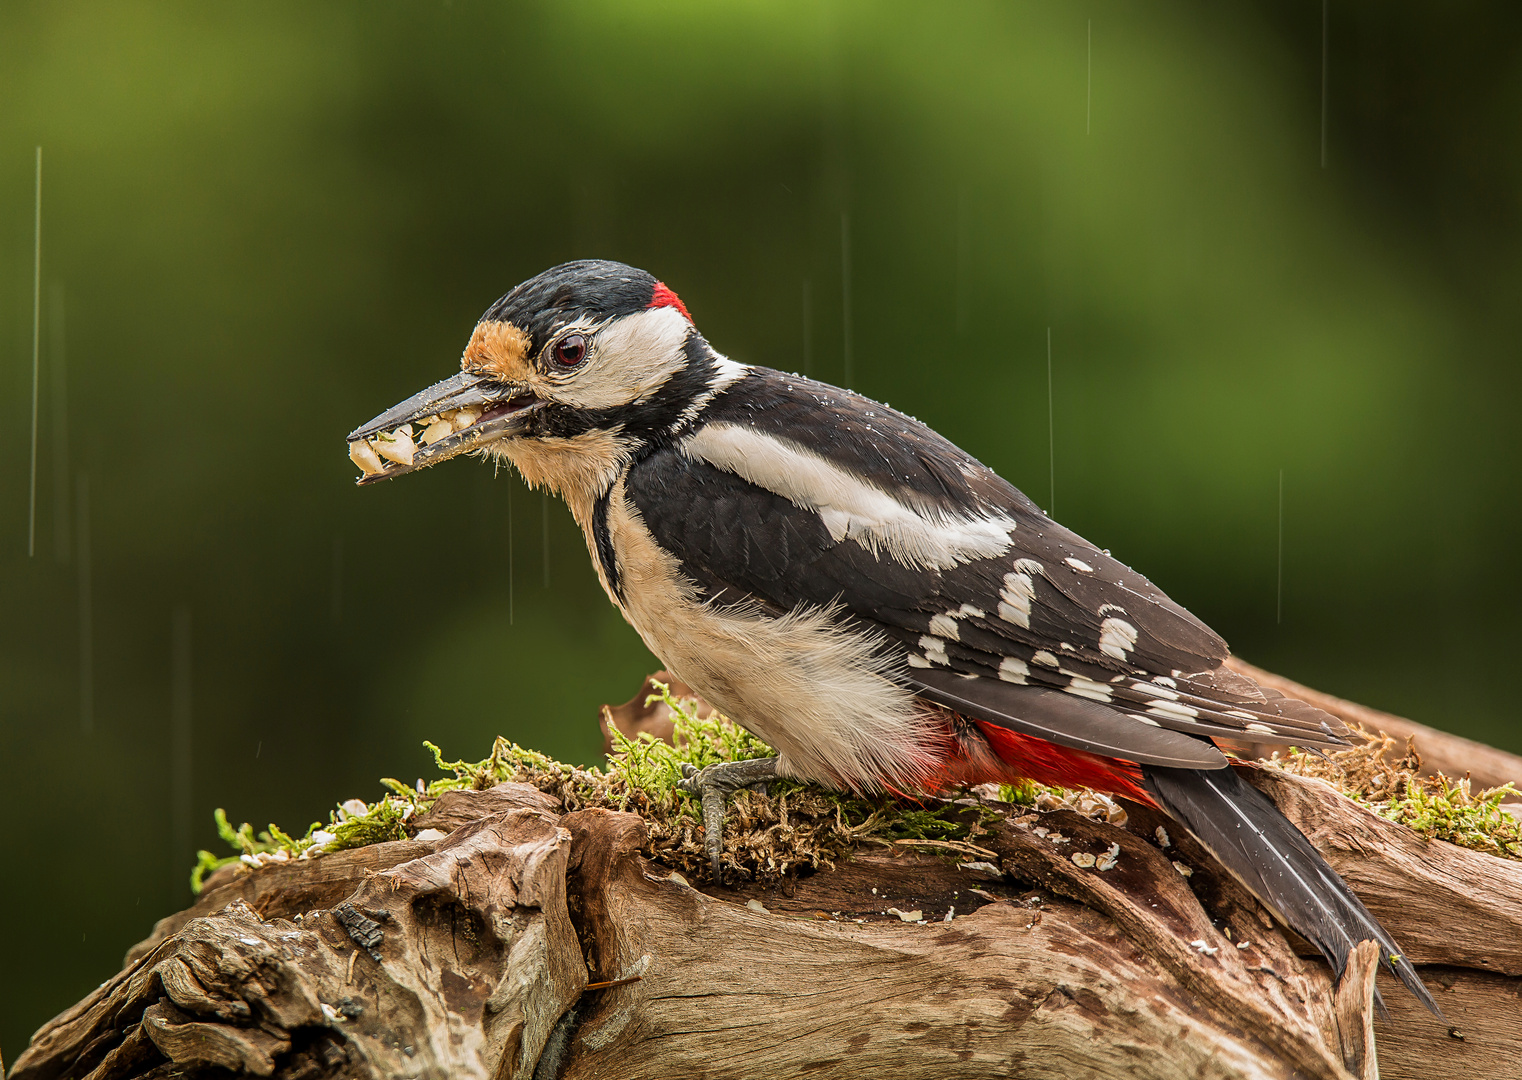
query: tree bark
[{"left": 10, "top": 678, "right": 1522, "bottom": 1080}]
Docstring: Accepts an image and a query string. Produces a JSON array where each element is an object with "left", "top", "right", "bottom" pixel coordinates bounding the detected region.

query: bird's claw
[{"left": 675, "top": 757, "right": 780, "bottom": 879}]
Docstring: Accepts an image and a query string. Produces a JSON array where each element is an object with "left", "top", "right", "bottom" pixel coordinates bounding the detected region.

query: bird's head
[{"left": 347, "top": 259, "right": 737, "bottom": 496}]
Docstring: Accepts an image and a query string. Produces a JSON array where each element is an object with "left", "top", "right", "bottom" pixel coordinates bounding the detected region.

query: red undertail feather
[{"left": 963, "top": 720, "right": 1158, "bottom": 807}]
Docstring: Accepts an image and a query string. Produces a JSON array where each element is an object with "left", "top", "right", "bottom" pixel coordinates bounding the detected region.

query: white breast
[{"left": 594, "top": 474, "right": 941, "bottom": 793}]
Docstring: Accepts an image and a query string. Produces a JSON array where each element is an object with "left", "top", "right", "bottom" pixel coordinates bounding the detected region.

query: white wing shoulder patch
[{"left": 679, "top": 423, "right": 1017, "bottom": 571}]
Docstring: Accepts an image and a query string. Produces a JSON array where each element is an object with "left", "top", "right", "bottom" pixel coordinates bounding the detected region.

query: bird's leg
[{"left": 677, "top": 757, "right": 780, "bottom": 878}]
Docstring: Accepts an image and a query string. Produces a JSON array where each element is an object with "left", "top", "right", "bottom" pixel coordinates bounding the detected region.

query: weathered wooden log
[{"left": 10, "top": 681, "right": 1522, "bottom": 1080}]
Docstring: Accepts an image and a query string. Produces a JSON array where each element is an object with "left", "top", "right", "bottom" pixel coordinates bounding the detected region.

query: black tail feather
[{"left": 1143, "top": 764, "right": 1443, "bottom": 1019}]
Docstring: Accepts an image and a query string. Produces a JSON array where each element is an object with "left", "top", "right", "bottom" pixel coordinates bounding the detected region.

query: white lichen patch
[
  {"left": 957, "top": 860, "right": 1003, "bottom": 877},
  {"left": 1035, "top": 788, "right": 1128, "bottom": 827},
  {"left": 338, "top": 799, "right": 370, "bottom": 820},
  {"left": 1070, "top": 852, "right": 1097, "bottom": 868}
]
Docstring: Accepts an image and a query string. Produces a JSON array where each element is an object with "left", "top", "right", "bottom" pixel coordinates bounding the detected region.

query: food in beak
[
  {"left": 347, "top": 405, "right": 487, "bottom": 479},
  {"left": 420, "top": 418, "right": 453, "bottom": 446},
  {"left": 416, "top": 405, "right": 483, "bottom": 443},
  {"left": 374, "top": 425, "right": 418, "bottom": 467},
  {"left": 349, "top": 440, "right": 386, "bottom": 476}
]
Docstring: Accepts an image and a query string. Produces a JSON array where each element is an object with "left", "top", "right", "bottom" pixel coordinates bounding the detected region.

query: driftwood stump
[{"left": 10, "top": 672, "right": 1522, "bottom": 1080}]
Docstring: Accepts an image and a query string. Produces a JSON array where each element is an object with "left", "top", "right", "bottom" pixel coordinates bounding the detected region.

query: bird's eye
[{"left": 552, "top": 333, "right": 588, "bottom": 368}]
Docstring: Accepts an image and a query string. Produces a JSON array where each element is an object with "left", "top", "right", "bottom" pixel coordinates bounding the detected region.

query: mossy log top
[{"left": 9, "top": 670, "right": 1522, "bottom": 1080}]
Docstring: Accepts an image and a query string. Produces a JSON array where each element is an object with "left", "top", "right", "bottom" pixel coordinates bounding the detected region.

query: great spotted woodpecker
[{"left": 348, "top": 259, "right": 1437, "bottom": 1014}]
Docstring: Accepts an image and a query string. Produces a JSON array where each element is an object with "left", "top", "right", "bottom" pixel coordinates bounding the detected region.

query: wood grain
[{"left": 13, "top": 669, "right": 1522, "bottom": 1080}]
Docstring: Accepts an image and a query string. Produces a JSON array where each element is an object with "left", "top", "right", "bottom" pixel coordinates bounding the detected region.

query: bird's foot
[{"left": 676, "top": 757, "right": 780, "bottom": 879}]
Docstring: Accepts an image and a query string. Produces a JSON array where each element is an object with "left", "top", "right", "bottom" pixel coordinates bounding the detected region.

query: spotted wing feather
[{"left": 628, "top": 367, "right": 1349, "bottom": 752}]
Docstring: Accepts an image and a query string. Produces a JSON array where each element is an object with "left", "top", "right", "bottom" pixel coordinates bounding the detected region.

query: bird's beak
[{"left": 345, "top": 371, "right": 545, "bottom": 485}]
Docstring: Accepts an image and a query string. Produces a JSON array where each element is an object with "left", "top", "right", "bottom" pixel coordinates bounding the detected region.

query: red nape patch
[
  {"left": 972, "top": 722, "right": 1158, "bottom": 807},
  {"left": 648, "top": 281, "right": 692, "bottom": 321}
]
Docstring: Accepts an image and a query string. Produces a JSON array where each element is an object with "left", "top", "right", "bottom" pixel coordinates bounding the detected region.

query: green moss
[
  {"left": 1372, "top": 776, "right": 1521, "bottom": 858},
  {"left": 195, "top": 689, "right": 1521, "bottom": 894},
  {"left": 998, "top": 780, "right": 1040, "bottom": 806},
  {"left": 190, "top": 808, "right": 327, "bottom": 893},
  {"left": 328, "top": 797, "right": 411, "bottom": 851},
  {"left": 193, "top": 683, "right": 1012, "bottom": 890},
  {"left": 1266, "top": 728, "right": 1522, "bottom": 860}
]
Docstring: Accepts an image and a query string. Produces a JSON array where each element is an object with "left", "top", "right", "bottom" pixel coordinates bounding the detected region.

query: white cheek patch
[
  {"left": 557, "top": 306, "right": 692, "bottom": 411},
  {"left": 681, "top": 424, "right": 1016, "bottom": 571}
]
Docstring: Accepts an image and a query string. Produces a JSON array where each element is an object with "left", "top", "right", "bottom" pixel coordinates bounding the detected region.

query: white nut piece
[
  {"left": 375, "top": 428, "right": 417, "bottom": 467},
  {"left": 420, "top": 419, "right": 453, "bottom": 446},
  {"left": 450, "top": 405, "right": 483, "bottom": 432},
  {"left": 349, "top": 440, "right": 386, "bottom": 476}
]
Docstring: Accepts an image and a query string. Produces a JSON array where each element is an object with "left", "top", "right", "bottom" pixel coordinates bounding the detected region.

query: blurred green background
[{"left": 2, "top": 0, "right": 1519, "bottom": 1059}]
